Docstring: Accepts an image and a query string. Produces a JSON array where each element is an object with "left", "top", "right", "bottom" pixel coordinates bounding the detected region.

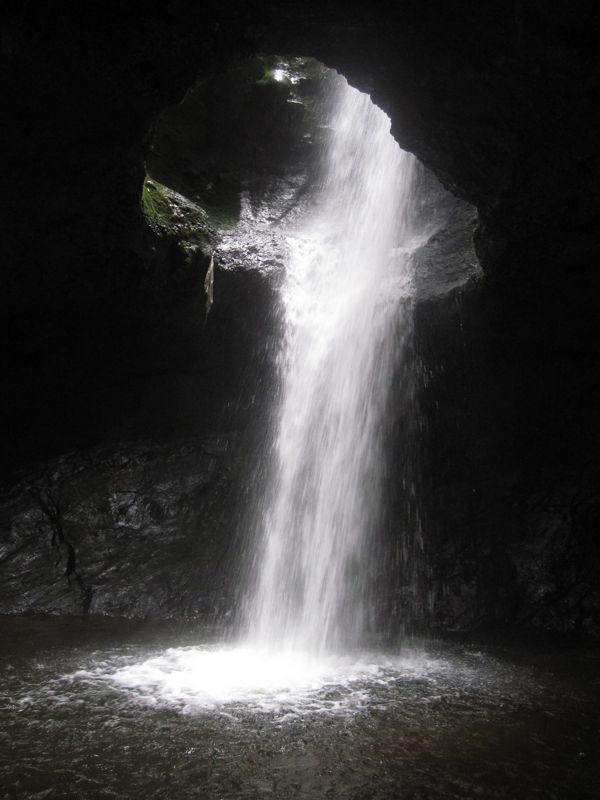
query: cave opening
[
  {"left": 135, "top": 55, "right": 481, "bottom": 648},
  {"left": 139, "top": 55, "right": 481, "bottom": 306}
]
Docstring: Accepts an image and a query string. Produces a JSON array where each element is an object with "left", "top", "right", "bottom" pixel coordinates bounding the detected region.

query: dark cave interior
[{"left": 2, "top": 0, "right": 600, "bottom": 637}]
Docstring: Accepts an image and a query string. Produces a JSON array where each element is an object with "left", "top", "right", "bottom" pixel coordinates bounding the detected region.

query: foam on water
[{"left": 59, "top": 646, "right": 450, "bottom": 717}]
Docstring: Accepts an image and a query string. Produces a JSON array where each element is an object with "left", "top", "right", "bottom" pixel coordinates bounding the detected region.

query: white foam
[{"left": 65, "top": 645, "right": 446, "bottom": 717}]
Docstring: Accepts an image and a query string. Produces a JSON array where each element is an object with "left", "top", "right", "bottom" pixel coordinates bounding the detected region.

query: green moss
[
  {"left": 141, "top": 174, "right": 240, "bottom": 240},
  {"left": 142, "top": 178, "right": 174, "bottom": 228},
  {"left": 141, "top": 176, "right": 215, "bottom": 243},
  {"left": 256, "top": 67, "right": 277, "bottom": 87},
  {"left": 255, "top": 61, "right": 291, "bottom": 94}
]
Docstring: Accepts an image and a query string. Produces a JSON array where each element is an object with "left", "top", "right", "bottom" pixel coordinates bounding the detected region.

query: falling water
[
  {"left": 55, "top": 74, "right": 428, "bottom": 715},
  {"left": 243, "top": 75, "right": 420, "bottom": 653}
]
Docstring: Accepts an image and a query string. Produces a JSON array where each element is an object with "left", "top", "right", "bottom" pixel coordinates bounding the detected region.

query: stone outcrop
[{"left": 0, "top": 437, "right": 244, "bottom": 619}]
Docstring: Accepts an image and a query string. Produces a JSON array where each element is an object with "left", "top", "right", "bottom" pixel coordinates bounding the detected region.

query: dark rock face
[
  {"left": 2, "top": 2, "right": 600, "bottom": 635},
  {"left": 0, "top": 437, "right": 239, "bottom": 618},
  {"left": 415, "top": 284, "right": 600, "bottom": 637},
  {"left": 411, "top": 169, "right": 480, "bottom": 300}
]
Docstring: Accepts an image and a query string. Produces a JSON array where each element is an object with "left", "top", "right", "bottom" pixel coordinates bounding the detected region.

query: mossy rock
[
  {"left": 142, "top": 176, "right": 215, "bottom": 246},
  {"left": 142, "top": 179, "right": 175, "bottom": 228}
]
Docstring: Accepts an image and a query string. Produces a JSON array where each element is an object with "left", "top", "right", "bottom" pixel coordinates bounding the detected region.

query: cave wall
[
  {"left": 2, "top": 1, "right": 599, "bottom": 634},
  {"left": 415, "top": 283, "right": 600, "bottom": 636}
]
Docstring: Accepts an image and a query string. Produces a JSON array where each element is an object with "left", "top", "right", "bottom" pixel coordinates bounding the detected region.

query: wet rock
[
  {"left": 146, "top": 56, "right": 329, "bottom": 241},
  {"left": 414, "top": 284, "right": 600, "bottom": 638},
  {"left": 0, "top": 437, "right": 241, "bottom": 619}
]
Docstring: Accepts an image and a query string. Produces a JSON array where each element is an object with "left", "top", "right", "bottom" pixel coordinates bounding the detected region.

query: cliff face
[
  {"left": 2, "top": 2, "right": 599, "bottom": 634},
  {"left": 415, "top": 285, "right": 600, "bottom": 637},
  {"left": 0, "top": 439, "right": 236, "bottom": 618}
]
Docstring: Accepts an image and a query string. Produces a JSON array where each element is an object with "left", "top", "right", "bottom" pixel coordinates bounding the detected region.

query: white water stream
[{"left": 243, "top": 74, "right": 419, "bottom": 654}]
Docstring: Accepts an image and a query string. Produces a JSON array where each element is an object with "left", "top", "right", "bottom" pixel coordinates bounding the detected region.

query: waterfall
[
  {"left": 243, "top": 74, "right": 420, "bottom": 654},
  {"left": 68, "top": 72, "right": 433, "bottom": 717}
]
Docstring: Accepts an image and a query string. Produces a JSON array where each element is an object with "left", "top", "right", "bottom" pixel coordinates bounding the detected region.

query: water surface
[{"left": 1, "top": 617, "right": 598, "bottom": 799}]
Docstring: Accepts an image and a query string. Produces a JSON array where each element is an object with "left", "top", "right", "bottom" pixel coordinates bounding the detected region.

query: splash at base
[{"left": 66, "top": 645, "right": 447, "bottom": 717}]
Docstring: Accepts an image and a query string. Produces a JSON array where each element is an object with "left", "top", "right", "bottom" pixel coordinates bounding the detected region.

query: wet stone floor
[{"left": 0, "top": 617, "right": 598, "bottom": 799}]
